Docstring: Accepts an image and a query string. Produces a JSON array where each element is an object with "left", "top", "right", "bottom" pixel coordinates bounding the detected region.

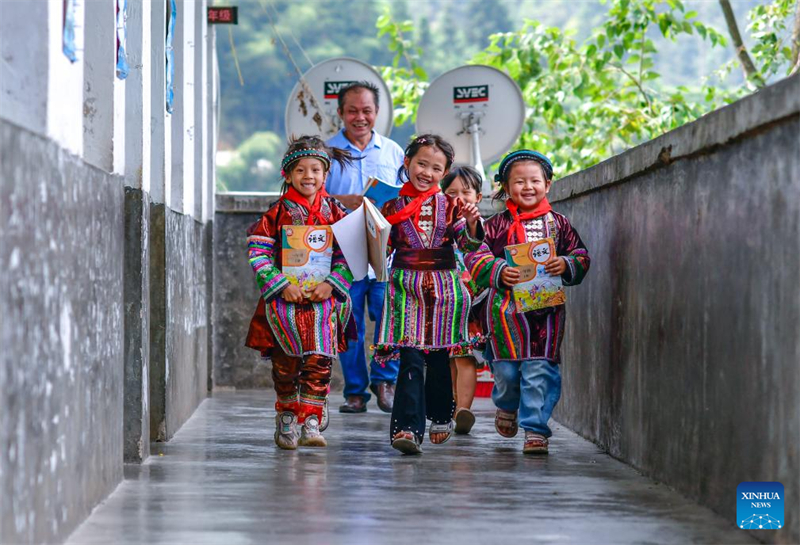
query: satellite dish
[
  {"left": 285, "top": 57, "right": 394, "bottom": 141},
  {"left": 416, "top": 65, "right": 525, "bottom": 194}
]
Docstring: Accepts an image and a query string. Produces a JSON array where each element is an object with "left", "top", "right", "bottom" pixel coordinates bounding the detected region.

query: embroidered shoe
[
  {"left": 298, "top": 415, "right": 327, "bottom": 447},
  {"left": 319, "top": 398, "right": 329, "bottom": 432},
  {"left": 274, "top": 412, "right": 298, "bottom": 450},
  {"left": 522, "top": 431, "right": 549, "bottom": 455}
]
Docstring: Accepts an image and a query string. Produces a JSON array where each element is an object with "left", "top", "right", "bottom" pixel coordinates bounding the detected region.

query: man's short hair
[{"left": 337, "top": 81, "right": 380, "bottom": 111}]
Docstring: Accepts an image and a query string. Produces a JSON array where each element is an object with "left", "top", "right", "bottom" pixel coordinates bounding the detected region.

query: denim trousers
[
  {"left": 339, "top": 277, "right": 400, "bottom": 400},
  {"left": 491, "top": 358, "right": 562, "bottom": 437},
  {"left": 389, "top": 348, "right": 455, "bottom": 443}
]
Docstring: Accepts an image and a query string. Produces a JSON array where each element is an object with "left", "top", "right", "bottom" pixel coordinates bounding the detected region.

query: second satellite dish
[
  {"left": 416, "top": 65, "right": 525, "bottom": 192},
  {"left": 285, "top": 57, "right": 394, "bottom": 141}
]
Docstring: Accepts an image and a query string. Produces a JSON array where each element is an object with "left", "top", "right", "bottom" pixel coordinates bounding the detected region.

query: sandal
[
  {"left": 392, "top": 431, "right": 422, "bottom": 455},
  {"left": 523, "top": 431, "right": 549, "bottom": 454},
  {"left": 429, "top": 420, "right": 454, "bottom": 445},
  {"left": 454, "top": 408, "right": 476, "bottom": 435},
  {"left": 494, "top": 409, "right": 519, "bottom": 438}
]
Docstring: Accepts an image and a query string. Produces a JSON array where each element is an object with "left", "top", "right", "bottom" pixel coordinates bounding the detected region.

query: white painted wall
[
  {"left": 170, "top": 0, "right": 197, "bottom": 216},
  {"left": 47, "top": 0, "right": 84, "bottom": 156},
  {"left": 0, "top": 1, "right": 49, "bottom": 136},
  {"left": 150, "top": 0, "right": 168, "bottom": 205},
  {"left": 83, "top": 0, "right": 117, "bottom": 172},
  {"left": 1, "top": 0, "right": 215, "bottom": 218},
  {"left": 195, "top": 0, "right": 208, "bottom": 221},
  {"left": 113, "top": 64, "right": 126, "bottom": 175},
  {"left": 124, "top": 0, "right": 152, "bottom": 191},
  {"left": 205, "top": 27, "right": 217, "bottom": 223}
]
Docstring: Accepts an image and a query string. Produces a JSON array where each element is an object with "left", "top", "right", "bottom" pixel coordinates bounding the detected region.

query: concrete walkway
[{"left": 67, "top": 391, "right": 755, "bottom": 545}]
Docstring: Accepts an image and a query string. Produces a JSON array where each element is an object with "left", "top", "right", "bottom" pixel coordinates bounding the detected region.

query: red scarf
[
  {"left": 506, "top": 197, "right": 552, "bottom": 243},
  {"left": 384, "top": 184, "right": 440, "bottom": 232},
  {"left": 281, "top": 186, "right": 330, "bottom": 225}
]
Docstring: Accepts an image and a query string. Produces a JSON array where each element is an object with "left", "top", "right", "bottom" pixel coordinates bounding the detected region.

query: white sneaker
[
  {"left": 274, "top": 412, "right": 298, "bottom": 450},
  {"left": 298, "top": 415, "right": 327, "bottom": 447}
]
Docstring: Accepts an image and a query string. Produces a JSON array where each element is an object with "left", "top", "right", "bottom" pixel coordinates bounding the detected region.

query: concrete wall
[
  {"left": 213, "top": 194, "right": 279, "bottom": 389},
  {"left": 165, "top": 211, "right": 211, "bottom": 438},
  {"left": 0, "top": 119, "right": 124, "bottom": 544},
  {"left": 0, "top": 0, "right": 217, "bottom": 541},
  {"left": 550, "top": 75, "right": 800, "bottom": 544}
]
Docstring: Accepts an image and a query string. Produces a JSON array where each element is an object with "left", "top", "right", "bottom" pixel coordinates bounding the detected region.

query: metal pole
[{"left": 467, "top": 114, "right": 490, "bottom": 195}]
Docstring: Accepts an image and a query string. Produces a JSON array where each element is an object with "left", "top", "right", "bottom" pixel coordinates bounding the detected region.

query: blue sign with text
[{"left": 737, "top": 482, "right": 784, "bottom": 530}]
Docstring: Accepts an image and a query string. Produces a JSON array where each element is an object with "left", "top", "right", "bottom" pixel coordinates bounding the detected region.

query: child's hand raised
[
  {"left": 281, "top": 284, "right": 305, "bottom": 303},
  {"left": 500, "top": 266, "right": 521, "bottom": 287},
  {"left": 544, "top": 256, "right": 567, "bottom": 276},
  {"left": 462, "top": 202, "right": 482, "bottom": 232},
  {"left": 307, "top": 282, "right": 333, "bottom": 302}
]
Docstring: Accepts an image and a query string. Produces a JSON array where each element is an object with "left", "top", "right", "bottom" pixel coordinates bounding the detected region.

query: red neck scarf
[
  {"left": 506, "top": 197, "right": 552, "bottom": 243},
  {"left": 384, "top": 184, "right": 440, "bottom": 232},
  {"left": 282, "top": 186, "right": 330, "bottom": 225}
]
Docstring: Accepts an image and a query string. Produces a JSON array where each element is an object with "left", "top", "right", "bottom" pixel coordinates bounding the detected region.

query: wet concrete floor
[{"left": 67, "top": 391, "right": 754, "bottom": 545}]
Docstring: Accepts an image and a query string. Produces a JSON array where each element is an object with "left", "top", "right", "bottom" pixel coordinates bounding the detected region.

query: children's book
[
  {"left": 363, "top": 199, "right": 391, "bottom": 281},
  {"left": 281, "top": 225, "right": 333, "bottom": 294},
  {"left": 331, "top": 199, "right": 391, "bottom": 282},
  {"left": 504, "top": 237, "right": 565, "bottom": 313},
  {"left": 362, "top": 177, "right": 401, "bottom": 208}
]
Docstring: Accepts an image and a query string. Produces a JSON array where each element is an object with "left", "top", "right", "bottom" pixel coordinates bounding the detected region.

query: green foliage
[
  {"left": 747, "top": 0, "right": 797, "bottom": 80},
  {"left": 216, "top": 131, "right": 283, "bottom": 192},
  {"left": 377, "top": 0, "right": 797, "bottom": 180},
  {"left": 376, "top": 6, "right": 429, "bottom": 127}
]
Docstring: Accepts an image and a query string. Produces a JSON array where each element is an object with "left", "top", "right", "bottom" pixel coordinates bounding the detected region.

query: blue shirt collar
[{"left": 336, "top": 129, "right": 382, "bottom": 153}]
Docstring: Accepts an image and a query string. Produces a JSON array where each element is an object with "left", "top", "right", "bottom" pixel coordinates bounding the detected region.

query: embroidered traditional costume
[
  {"left": 378, "top": 186, "right": 484, "bottom": 444},
  {"left": 245, "top": 195, "right": 354, "bottom": 359},
  {"left": 245, "top": 146, "right": 355, "bottom": 424},
  {"left": 377, "top": 193, "right": 485, "bottom": 353},
  {"left": 466, "top": 209, "right": 589, "bottom": 362}
]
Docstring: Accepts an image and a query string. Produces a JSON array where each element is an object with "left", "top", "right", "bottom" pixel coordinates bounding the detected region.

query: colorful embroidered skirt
[
  {"left": 246, "top": 296, "right": 353, "bottom": 358},
  {"left": 376, "top": 267, "right": 474, "bottom": 352}
]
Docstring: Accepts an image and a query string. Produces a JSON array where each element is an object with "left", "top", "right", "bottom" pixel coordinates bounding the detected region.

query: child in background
[
  {"left": 245, "top": 136, "right": 355, "bottom": 450},
  {"left": 465, "top": 150, "right": 590, "bottom": 454},
  {"left": 376, "top": 134, "right": 484, "bottom": 455},
  {"left": 440, "top": 166, "right": 487, "bottom": 435}
]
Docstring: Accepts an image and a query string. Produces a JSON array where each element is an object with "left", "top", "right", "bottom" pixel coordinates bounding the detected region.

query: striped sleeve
[
  {"left": 465, "top": 242, "right": 508, "bottom": 290},
  {"left": 326, "top": 242, "right": 354, "bottom": 299},
  {"left": 556, "top": 215, "right": 591, "bottom": 286},
  {"left": 324, "top": 197, "right": 354, "bottom": 299},
  {"left": 247, "top": 212, "right": 289, "bottom": 302}
]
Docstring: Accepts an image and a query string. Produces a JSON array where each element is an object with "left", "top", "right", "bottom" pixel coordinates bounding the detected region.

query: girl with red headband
[
  {"left": 465, "top": 150, "right": 591, "bottom": 455},
  {"left": 376, "top": 134, "right": 483, "bottom": 454},
  {"left": 245, "top": 136, "right": 355, "bottom": 450}
]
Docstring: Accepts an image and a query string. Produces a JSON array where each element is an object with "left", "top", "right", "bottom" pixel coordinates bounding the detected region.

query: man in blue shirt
[{"left": 326, "top": 81, "right": 404, "bottom": 414}]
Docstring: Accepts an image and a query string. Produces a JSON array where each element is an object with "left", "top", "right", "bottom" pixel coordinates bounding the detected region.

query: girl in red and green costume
[
  {"left": 376, "top": 134, "right": 484, "bottom": 454},
  {"left": 245, "top": 136, "right": 355, "bottom": 450}
]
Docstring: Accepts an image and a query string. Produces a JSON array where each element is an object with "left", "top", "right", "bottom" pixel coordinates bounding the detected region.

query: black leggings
[{"left": 389, "top": 348, "right": 455, "bottom": 443}]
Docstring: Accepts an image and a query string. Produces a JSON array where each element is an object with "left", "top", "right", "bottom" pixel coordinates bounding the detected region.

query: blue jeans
[
  {"left": 339, "top": 278, "right": 400, "bottom": 400},
  {"left": 491, "top": 359, "right": 562, "bottom": 437}
]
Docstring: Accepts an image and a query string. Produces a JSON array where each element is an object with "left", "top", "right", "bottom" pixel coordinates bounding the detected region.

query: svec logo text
[{"left": 737, "top": 482, "right": 784, "bottom": 530}]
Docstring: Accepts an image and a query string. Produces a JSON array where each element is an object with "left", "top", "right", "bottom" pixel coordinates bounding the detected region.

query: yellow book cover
[
  {"left": 281, "top": 225, "right": 333, "bottom": 294},
  {"left": 504, "top": 237, "right": 565, "bottom": 313}
]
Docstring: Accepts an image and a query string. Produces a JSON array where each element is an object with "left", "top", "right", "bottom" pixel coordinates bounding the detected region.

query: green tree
[{"left": 377, "top": 0, "right": 798, "bottom": 180}]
